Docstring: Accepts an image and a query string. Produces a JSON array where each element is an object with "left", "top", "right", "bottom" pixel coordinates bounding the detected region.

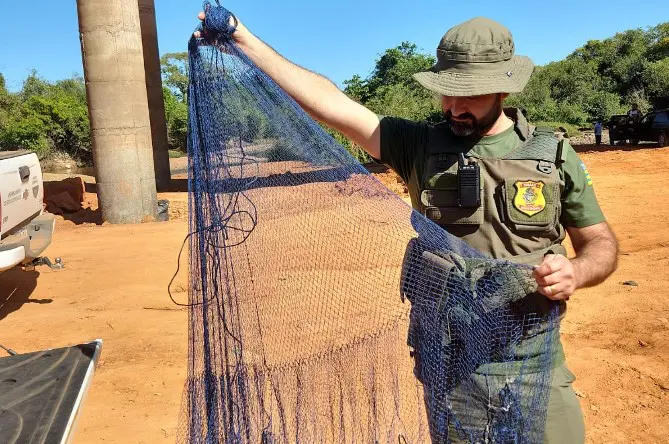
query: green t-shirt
[{"left": 378, "top": 116, "right": 605, "bottom": 228}]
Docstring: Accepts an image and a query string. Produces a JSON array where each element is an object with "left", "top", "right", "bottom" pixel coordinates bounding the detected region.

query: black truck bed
[{"left": 0, "top": 340, "right": 102, "bottom": 443}]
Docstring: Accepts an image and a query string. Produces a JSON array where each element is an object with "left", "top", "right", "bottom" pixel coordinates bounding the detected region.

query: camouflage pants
[{"left": 422, "top": 363, "right": 585, "bottom": 443}]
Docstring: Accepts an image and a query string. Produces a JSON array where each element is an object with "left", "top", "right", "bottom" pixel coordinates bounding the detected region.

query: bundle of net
[{"left": 177, "top": 2, "right": 560, "bottom": 443}]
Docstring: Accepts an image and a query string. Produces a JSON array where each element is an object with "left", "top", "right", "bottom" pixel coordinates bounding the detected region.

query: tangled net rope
[{"left": 176, "top": 2, "right": 560, "bottom": 442}]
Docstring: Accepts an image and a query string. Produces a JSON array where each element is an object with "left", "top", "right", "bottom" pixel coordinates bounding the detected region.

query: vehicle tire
[{"left": 659, "top": 132, "right": 668, "bottom": 148}]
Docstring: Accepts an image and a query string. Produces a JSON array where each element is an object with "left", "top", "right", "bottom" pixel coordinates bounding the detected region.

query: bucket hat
[{"left": 413, "top": 17, "right": 534, "bottom": 96}]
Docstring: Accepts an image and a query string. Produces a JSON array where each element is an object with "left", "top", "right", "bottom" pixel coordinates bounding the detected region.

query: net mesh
[{"left": 176, "top": 3, "right": 560, "bottom": 442}]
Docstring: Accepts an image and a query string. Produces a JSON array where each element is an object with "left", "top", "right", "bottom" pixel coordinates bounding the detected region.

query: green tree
[
  {"left": 644, "top": 58, "right": 669, "bottom": 96},
  {"left": 506, "top": 66, "right": 557, "bottom": 121},
  {"left": 335, "top": 42, "right": 442, "bottom": 161},
  {"left": 364, "top": 42, "right": 435, "bottom": 95},
  {"left": 342, "top": 75, "right": 370, "bottom": 103},
  {"left": 583, "top": 29, "right": 651, "bottom": 96},
  {"left": 55, "top": 76, "right": 87, "bottom": 103},
  {"left": 163, "top": 86, "right": 188, "bottom": 151},
  {"left": 0, "top": 114, "right": 50, "bottom": 157},
  {"left": 342, "top": 42, "right": 441, "bottom": 124},
  {"left": 647, "top": 23, "right": 669, "bottom": 61},
  {"left": 624, "top": 88, "right": 652, "bottom": 113},
  {"left": 22, "top": 85, "right": 91, "bottom": 159},
  {"left": 509, "top": 22, "right": 669, "bottom": 126},
  {"left": 582, "top": 90, "right": 624, "bottom": 121},
  {"left": 366, "top": 83, "right": 440, "bottom": 122},
  {"left": 160, "top": 52, "right": 189, "bottom": 100},
  {"left": 0, "top": 73, "right": 13, "bottom": 131},
  {"left": 21, "top": 70, "right": 50, "bottom": 100},
  {"left": 0, "top": 72, "right": 90, "bottom": 160}
]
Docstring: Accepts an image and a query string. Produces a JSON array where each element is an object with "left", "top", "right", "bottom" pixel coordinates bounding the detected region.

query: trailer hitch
[{"left": 24, "top": 257, "right": 64, "bottom": 271}]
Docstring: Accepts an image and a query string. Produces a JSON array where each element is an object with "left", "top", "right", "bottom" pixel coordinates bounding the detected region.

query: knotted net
[{"left": 176, "top": 3, "right": 560, "bottom": 442}]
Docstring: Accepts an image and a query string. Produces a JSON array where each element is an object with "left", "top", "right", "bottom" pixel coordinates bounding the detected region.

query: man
[
  {"left": 628, "top": 104, "right": 641, "bottom": 120},
  {"left": 594, "top": 120, "right": 603, "bottom": 145},
  {"left": 196, "top": 11, "right": 619, "bottom": 443}
]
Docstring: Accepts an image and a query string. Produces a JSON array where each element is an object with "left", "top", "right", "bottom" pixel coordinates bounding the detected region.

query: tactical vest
[
  {"left": 402, "top": 114, "right": 569, "bottom": 376},
  {"left": 412, "top": 116, "right": 568, "bottom": 266}
]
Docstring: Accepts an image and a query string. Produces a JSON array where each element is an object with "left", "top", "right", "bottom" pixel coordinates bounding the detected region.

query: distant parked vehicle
[{"left": 607, "top": 110, "right": 669, "bottom": 147}]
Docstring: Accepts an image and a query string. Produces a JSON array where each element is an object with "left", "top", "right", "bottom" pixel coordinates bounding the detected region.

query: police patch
[{"left": 513, "top": 180, "right": 546, "bottom": 216}]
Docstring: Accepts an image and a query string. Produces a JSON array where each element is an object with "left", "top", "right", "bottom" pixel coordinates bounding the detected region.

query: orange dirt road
[{"left": 1, "top": 144, "right": 668, "bottom": 443}]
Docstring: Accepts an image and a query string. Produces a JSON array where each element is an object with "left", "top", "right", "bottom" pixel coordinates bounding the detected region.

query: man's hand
[
  {"left": 533, "top": 223, "right": 618, "bottom": 301},
  {"left": 532, "top": 222, "right": 618, "bottom": 301},
  {"left": 532, "top": 254, "right": 576, "bottom": 301},
  {"left": 193, "top": 10, "right": 248, "bottom": 44}
]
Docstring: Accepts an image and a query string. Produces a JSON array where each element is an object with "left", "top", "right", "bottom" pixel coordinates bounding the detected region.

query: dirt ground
[{"left": 1, "top": 143, "right": 668, "bottom": 443}]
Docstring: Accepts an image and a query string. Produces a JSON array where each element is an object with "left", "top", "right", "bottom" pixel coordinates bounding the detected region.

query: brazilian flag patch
[{"left": 580, "top": 162, "right": 593, "bottom": 186}]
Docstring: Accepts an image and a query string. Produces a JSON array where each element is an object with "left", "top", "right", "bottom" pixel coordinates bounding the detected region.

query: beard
[{"left": 445, "top": 96, "right": 504, "bottom": 137}]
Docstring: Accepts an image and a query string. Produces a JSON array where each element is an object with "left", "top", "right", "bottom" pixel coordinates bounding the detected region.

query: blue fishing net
[{"left": 176, "top": 2, "right": 559, "bottom": 442}]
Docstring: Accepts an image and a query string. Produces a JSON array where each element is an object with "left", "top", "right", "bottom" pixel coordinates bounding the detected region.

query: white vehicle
[
  {"left": 0, "top": 152, "right": 96, "bottom": 444},
  {"left": 0, "top": 150, "right": 63, "bottom": 273}
]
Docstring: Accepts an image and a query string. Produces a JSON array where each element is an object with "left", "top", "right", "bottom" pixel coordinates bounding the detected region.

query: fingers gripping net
[{"left": 179, "top": 3, "right": 559, "bottom": 443}]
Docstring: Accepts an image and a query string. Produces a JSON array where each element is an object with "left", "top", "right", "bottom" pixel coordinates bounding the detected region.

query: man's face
[{"left": 441, "top": 93, "right": 505, "bottom": 137}]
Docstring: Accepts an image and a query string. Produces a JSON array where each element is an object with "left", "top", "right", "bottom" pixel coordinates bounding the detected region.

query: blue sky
[{"left": 1, "top": 0, "right": 667, "bottom": 92}]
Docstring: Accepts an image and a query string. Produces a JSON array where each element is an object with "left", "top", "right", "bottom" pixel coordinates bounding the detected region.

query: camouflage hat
[{"left": 413, "top": 17, "right": 534, "bottom": 97}]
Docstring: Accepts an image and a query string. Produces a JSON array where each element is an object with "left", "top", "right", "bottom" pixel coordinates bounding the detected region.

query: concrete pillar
[
  {"left": 139, "top": 0, "right": 172, "bottom": 191},
  {"left": 76, "top": 0, "right": 157, "bottom": 224}
]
